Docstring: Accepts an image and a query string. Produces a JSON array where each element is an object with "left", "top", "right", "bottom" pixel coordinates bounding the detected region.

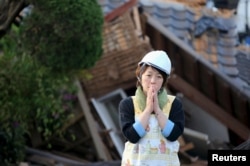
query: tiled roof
[
  {"left": 97, "top": 0, "right": 250, "bottom": 97},
  {"left": 236, "top": 51, "right": 250, "bottom": 84}
]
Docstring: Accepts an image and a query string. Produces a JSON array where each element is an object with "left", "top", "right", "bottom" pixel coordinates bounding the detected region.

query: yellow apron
[{"left": 121, "top": 95, "right": 180, "bottom": 166}]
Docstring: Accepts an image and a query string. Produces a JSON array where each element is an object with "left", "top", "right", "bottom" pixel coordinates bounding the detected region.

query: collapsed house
[{"left": 7, "top": 0, "right": 250, "bottom": 165}]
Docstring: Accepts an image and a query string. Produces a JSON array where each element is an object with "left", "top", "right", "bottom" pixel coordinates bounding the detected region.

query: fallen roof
[{"left": 98, "top": 0, "right": 250, "bottom": 99}]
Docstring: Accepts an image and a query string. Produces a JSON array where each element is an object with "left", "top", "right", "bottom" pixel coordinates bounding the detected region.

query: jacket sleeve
[
  {"left": 119, "top": 97, "right": 141, "bottom": 143},
  {"left": 166, "top": 97, "right": 185, "bottom": 141}
]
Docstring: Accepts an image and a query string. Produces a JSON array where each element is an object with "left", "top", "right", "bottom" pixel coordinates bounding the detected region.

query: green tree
[
  {"left": 20, "top": 0, "right": 103, "bottom": 72},
  {"left": 0, "top": 0, "right": 104, "bottom": 164}
]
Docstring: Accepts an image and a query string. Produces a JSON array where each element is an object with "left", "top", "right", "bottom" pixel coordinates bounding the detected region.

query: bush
[
  {"left": 0, "top": 0, "right": 104, "bottom": 163},
  {"left": 0, "top": 52, "right": 77, "bottom": 164},
  {"left": 20, "top": 0, "right": 104, "bottom": 71},
  {"left": 0, "top": 122, "right": 26, "bottom": 165}
]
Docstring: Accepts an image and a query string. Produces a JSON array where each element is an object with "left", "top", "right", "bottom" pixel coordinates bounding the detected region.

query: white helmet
[{"left": 139, "top": 50, "right": 171, "bottom": 75}]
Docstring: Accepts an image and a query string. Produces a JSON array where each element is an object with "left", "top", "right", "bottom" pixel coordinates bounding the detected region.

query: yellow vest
[{"left": 121, "top": 95, "right": 180, "bottom": 166}]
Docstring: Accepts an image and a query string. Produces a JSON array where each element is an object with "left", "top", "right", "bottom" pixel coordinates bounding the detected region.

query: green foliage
[
  {"left": 20, "top": 0, "right": 104, "bottom": 71},
  {"left": 0, "top": 51, "right": 78, "bottom": 164},
  {"left": 0, "top": 122, "right": 26, "bottom": 165},
  {"left": 0, "top": 0, "right": 104, "bottom": 163},
  {"left": 0, "top": 25, "right": 21, "bottom": 57}
]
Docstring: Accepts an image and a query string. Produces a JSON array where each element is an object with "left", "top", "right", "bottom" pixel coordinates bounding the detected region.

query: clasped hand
[{"left": 145, "top": 85, "right": 161, "bottom": 114}]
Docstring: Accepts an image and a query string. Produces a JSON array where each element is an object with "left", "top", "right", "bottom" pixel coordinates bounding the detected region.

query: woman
[{"left": 119, "top": 50, "right": 185, "bottom": 166}]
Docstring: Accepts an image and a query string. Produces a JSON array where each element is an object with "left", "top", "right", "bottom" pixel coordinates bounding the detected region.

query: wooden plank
[
  {"left": 133, "top": 6, "right": 142, "bottom": 38},
  {"left": 26, "top": 147, "right": 88, "bottom": 166},
  {"left": 91, "top": 89, "right": 128, "bottom": 157},
  {"left": 199, "top": 65, "right": 216, "bottom": 100},
  {"left": 171, "top": 46, "right": 184, "bottom": 77},
  {"left": 75, "top": 79, "right": 111, "bottom": 161},
  {"left": 52, "top": 150, "right": 89, "bottom": 163},
  {"left": 232, "top": 95, "right": 249, "bottom": 127},
  {"left": 180, "top": 50, "right": 200, "bottom": 88},
  {"left": 180, "top": 142, "right": 194, "bottom": 152},
  {"left": 104, "top": 0, "right": 137, "bottom": 22},
  {"left": 168, "top": 74, "right": 250, "bottom": 140},
  {"left": 215, "top": 77, "right": 233, "bottom": 114},
  {"left": 19, "top": 163, "right": 29, "bottom": 166},
  {"left": 27, "top": 155, "right": 55, "bottom": 166},
  {"left": 50, "top": 137, "right": 97, "bottom": 160}
]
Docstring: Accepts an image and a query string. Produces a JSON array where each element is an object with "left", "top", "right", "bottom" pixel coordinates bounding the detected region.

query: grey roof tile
[
  {"left": 217, "top": 35, "right": 239, "bottom": 47},
  {"left": 218, "top": 55, "right": 237, "bottom": 65},
  {"left": 108, "top": 0, "right": 125, "bottom": 10},
  {"left": 217, "top": 45, "right": 237, "bottom": 57},
  {"left": 220, "top": 64, "right": 239, "bottom": 76},
  {"left": 104, "top": 0, "right": 250, "bottom": 89},
  {"left": 154, "top": 4, "right": 174, "bottom": 17},
  {"left": 236, "top": 52, "right": 250, "bottom": 84},
  {"left": 208, "top": 53, "right": 218, "bottom": 64}
]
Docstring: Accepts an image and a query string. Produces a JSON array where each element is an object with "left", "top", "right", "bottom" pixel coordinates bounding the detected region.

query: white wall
[
  {"left": 180, "top": 95, "right": 230, "bottom": 143},
  {"left": 235, "top": 0, "right": 250, "bottom": 32}
]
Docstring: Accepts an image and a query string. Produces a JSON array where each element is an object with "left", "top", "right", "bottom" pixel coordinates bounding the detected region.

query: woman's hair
[{"left": 135, "top": 64, "right": 167, "bottom": 88}]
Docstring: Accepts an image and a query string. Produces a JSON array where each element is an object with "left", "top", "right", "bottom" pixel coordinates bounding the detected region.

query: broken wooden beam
[
  {"left": 75, "top": 79, "right": 112, "bottom": 161},
  {"left": 26, "top": 147, "right": 88, "bottom": 166},
  {"left": 105, "top": 0, "right": 138, "bottom": 22},
  {"left": 168, "top": 74, "right": 250, "bottom": 140}
]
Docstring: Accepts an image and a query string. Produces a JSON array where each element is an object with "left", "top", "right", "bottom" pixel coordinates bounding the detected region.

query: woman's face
[{"left": 141, "top": 66, "right": 163, "bottom": 95}]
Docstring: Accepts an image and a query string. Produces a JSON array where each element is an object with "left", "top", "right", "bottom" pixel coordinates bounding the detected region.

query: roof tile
[{"left": 102, "top": 0, "right": 250, "bottom": 88}]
